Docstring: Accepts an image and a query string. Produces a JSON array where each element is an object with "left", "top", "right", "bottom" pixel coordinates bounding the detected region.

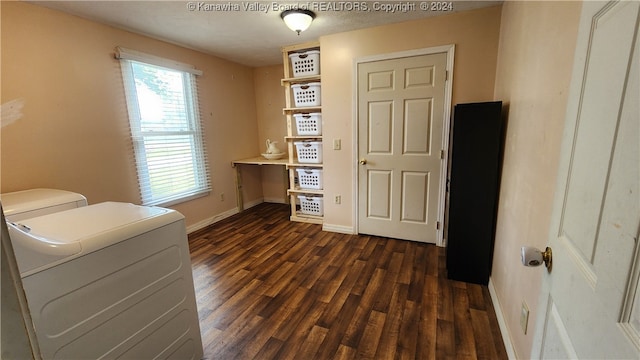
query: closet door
[
  {"left": 446, "top": 101, "right": 503, "bottom": 285},
  {"left": 357, "top": 53, "right": 448, "bottom": 243}
]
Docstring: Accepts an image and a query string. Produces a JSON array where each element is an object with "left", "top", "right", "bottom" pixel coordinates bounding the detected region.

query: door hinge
[
  {"left": 436, "top": 221, "right": 441, "bottom": 230},
  {"left": 445, "top": 71, "right": 449, "bottom": 81},
  {"left": 440, "top": 150, "right": 445, "bottom": 159}
]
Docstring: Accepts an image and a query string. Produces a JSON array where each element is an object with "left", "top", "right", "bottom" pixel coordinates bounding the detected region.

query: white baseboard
[
  {"left": 322, "top": 223, "right": 355, "bottom": 234},
  {"left": 186, "top": 198, "right": 270, "bottom": 234},
  {"left": 243, "top": 198, "right": 265, "bottom": 209},
  {"left": 263, "top": 197, "right": 287, "bottom": 204},
  {"left": 488, "top": 278, "right": 517, "bottom": 360},
  {"left": 186, "top": 207, "right": 239, "bottom": 234}
]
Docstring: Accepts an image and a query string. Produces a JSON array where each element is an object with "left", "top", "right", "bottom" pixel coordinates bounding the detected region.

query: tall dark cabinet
[{"left": 446, "top": 101, "right": 503, "bottom": 285}]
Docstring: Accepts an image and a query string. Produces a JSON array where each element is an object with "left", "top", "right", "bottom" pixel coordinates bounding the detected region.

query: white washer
[
  {"left": 1, "top": 188, "right": 87, "bottom": 221},
  {"left": 7, "top": 202, "right": 204, "bottom": 359}
]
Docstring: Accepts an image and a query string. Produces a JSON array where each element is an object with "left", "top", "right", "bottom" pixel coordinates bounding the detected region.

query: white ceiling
[{"left": 29, "top": 0, "right": 502, "bottom": 67}]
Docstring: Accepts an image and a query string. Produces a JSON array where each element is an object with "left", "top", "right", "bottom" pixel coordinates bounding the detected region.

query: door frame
[{"left": 352, "top": 45, "right": 455, "bottom": 247}]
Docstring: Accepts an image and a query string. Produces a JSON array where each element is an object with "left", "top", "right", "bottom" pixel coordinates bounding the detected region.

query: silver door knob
[
  {"left": 521, "top": 246, "right": 552, "bottom": 271},
  {"left": 359, "top": 158, "right": 367, "bottom": 165}
]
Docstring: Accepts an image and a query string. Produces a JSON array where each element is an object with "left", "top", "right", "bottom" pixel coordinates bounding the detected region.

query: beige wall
[
  {"left": 492, "top": 1, "right": 582, "bottom": 357},
  {"left": 253, "top": 65, "right": 288, "bottom": 203},
  {"left": 0, "top": 1, "right": 263, "bottom": 229},
  {"left": 319, "top": 6, "right": 502, "bottom": 231}
]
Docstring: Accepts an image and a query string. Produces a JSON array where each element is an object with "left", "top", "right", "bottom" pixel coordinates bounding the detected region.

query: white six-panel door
[
  {"left": 357, "top": 53, "right": 447, "bottom": 243},
  {"left": 532, "top": 1, "right": 640, "bottom": 358}
]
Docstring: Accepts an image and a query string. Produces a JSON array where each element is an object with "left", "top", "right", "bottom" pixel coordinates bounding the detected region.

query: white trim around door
[{"left": 352, "top": 45, "right": 455, "bottom": 247}]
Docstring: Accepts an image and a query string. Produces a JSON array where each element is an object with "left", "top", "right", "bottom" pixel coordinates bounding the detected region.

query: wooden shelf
[
  {"left": 288, "top": 188, "right": 324, "bottom": 196},
  {"left": 283, "top": 106, "right": 322, "bottom": 114},
  {"left": 285, "top": 136, "right": 322, "bottom": 141},
  {"left": 286, "top": 162, "right": 323, "bottom": 169},
  {"left": 283, "top": 42, "right": 320, "bottom": 53},
  {"left": 290, "top": 213, "right": 323, "bottom": 224},
  {"left": 281, "top": 75, "right": 321, "bottom": 85},
  {"left": 232, "top": 156, "right": 288, "bottom": 167}
]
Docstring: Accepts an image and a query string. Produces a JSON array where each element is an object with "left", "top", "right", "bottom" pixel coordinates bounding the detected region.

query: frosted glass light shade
[{"left": 281, "top": 10, "right": 315, "bottom": 35}]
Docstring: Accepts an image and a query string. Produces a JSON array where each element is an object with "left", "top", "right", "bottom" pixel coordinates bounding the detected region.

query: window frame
[{"left": 117, "top": 47, "right": 210, "bottom": 206}]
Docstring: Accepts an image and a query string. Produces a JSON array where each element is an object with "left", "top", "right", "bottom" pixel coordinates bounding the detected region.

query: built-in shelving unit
[{"left": 282, "top": 41, "right": 323, "bottom": 224}]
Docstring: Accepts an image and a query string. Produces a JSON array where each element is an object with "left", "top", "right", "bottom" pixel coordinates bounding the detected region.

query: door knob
[
  {"left": 521, "top": 246, "right": 552, "bottom": 271},
  {"left": 359, "top": 158, "right": 367, "bottom": 165}
]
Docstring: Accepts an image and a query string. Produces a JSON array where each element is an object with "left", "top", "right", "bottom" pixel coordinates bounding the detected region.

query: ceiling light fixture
[{"left": 280, "top": 9, "right": 316, "bottom": 35}]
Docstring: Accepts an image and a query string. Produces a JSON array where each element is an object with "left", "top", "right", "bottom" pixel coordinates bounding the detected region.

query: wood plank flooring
[{"left": 188, "top": 203, "right": 507, "bottom": 360}]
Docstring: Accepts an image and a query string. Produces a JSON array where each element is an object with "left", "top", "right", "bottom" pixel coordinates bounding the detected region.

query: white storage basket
[
  {"left": 297, "top": 195, "right": 324, "bottom": 216},
  {"left": 296, "top": 168, "right": 323, "bottom": 190},
  {"left": 292, "top": 83, "right": 321, "bottom": 107},
  {"left": 294, "top": 141, "right": 323, "bottom": 164},
  {"left": 294, "top": 113, "right": 322, "bottom": 136},
  {"left": 289, "top": 50, "right": 320, "bottom": 77}
]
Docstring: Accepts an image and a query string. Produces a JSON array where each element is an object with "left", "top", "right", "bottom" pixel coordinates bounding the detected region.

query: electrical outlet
[
  {"left": 333, "top": 139, "right": 341, "bottom": 150},
  {"left": 520, "top": 301, "right": 529, "bottom": 334},
  {"left": 334, "top": 195, "right": 341, "bottom": 204}
]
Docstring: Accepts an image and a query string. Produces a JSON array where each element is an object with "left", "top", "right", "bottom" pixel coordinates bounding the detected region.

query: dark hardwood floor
[{"left": 188, "top": 202, "right": 507, "bottom": 360}]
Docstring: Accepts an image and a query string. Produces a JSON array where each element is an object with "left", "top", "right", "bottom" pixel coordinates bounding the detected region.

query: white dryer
[
  {"left": 7, "top": 202, "right": 203, "bottom": 359},
  {"left": 1, "top": 188, "right": 87, "bottom": 221}
]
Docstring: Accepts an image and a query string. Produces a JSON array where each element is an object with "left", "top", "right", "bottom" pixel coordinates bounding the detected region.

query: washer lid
[
  {"left": 1, "top": 188, "right": 87, "bottom": 217},
  {"left": 8, "top": 202, "right": 184, "bottom": 277}
]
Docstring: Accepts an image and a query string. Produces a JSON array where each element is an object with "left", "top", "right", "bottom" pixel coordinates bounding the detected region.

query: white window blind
[{"left": 118, "top": 48, "right": 210, "bottom": 206}]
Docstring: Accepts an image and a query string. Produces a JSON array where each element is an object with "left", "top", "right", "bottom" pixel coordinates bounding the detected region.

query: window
[{"left": 117, "top": 47, "right": 210, "bottom": 206}]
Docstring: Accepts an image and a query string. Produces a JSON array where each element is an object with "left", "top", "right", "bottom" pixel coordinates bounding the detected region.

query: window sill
[{"left": 147, "top": 190, "right": 210, "bottom": 208}]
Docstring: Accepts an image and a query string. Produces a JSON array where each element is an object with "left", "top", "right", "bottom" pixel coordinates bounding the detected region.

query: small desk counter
[{"left": 232, "top": 156, "right": 288, "bottom": 211}]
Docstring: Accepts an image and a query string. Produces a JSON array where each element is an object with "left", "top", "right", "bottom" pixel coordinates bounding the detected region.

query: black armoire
[{"left": 446, "top": 101, "right": 503, "bottom": 285}]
